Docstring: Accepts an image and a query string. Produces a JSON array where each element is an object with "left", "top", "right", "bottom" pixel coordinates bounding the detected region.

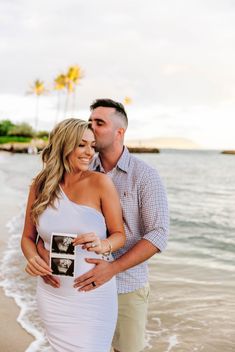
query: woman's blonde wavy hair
[{"left": 31, "top": 118, "right": 92, "bottom": 224}]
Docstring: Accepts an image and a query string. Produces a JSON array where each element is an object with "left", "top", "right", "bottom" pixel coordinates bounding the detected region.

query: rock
[
  {"left": 127, "top": 147, "right": 160, "bottom": 153},
  {"left": 221, "top": 150, "right": 235, "bottom": 155}
]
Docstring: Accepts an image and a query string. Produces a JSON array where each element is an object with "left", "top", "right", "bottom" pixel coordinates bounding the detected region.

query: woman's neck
[{"left": 62, "top": 171, "right": 85, "bottom": 187}]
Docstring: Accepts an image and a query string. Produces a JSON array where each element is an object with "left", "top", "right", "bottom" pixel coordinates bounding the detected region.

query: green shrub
[
  {"left": 37, "top": 130, "right": 49, "bottom": 139},
  {"left": 0, "top": 120, "right": 15, "bottom": 136},
  {"left": 8, "top": 122, "right": 35, "bottom": 137}
]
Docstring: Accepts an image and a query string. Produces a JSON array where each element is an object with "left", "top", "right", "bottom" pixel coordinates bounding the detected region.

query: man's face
[{"left": 89, "top": 107, "right": 117, "bottom": 151}]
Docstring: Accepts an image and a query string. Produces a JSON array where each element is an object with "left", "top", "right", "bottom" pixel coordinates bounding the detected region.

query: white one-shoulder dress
[{"left": 36, "top": 188, "right": 118, "bottom": 352}]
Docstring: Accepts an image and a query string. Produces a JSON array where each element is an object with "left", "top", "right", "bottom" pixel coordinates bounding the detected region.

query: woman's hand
[
  {"left": 25, "top": 255, "right": 52, "bottom": 276},
  {"left": 73, "top": 232, "right": 103, "bottom": 254}
]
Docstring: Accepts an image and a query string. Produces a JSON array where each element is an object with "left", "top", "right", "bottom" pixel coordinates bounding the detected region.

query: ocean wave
[{"left": 0, "top": 210, "right": 51, "bottom": 352}]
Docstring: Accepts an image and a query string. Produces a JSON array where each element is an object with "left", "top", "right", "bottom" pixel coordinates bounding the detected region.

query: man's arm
[
  {"left": 113, "top": 238, "right": 159, "bottom": 271},
  {"left": 37, "top": 237, "right": 49, "bottom": 263},
  {"left": 74, "top": 167, "right": 169, "bottom": 291},
  {"left": 140, "top": 166, "right": 169, "bottom": 251},
  {"left": 73, "top": 239, "right": 158, "bottom": 291}
]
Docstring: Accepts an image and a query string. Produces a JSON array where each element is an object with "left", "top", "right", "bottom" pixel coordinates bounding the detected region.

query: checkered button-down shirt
[{"left": 92, "top": 147, "right": 169, "bottom": 293}]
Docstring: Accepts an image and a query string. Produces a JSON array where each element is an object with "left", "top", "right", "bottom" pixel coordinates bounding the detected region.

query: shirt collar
[{"left": 93, "top": 146, "right": 130, "bottom": 173}]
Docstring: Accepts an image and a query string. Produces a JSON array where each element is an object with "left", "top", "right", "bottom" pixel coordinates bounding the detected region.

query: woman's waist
[
  {"left": 39, "top": 249, "right": 114, "bottom": 296},
  {"left": 37, "top": 275, "right": 116, "bottom": 297}
]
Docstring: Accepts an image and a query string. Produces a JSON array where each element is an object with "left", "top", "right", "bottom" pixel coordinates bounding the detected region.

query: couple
[{"left": 21, "top": 99, "right": 169, "bottom": 352}]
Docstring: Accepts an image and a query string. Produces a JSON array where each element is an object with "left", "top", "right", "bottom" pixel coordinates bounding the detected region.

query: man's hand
[
  {"left": 73, "top": 258, "right": 117, "bottom": 292},
  {"left": 41, "top": 274, "right": 60, "bottom": 288}
]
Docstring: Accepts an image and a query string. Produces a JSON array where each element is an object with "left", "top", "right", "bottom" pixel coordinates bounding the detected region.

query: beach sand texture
[{"left": 0, "top": 150, "right": 234, "bottom": 352}]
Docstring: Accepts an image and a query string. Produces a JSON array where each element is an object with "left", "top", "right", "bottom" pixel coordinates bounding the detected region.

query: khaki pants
[{"left": 112, "top": 284, "right": 150, "bottom": 352}]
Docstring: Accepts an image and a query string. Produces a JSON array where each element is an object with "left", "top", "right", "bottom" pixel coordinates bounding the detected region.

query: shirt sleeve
[{"left": 139, "top": 167, "right": 169, "bottom": 251}]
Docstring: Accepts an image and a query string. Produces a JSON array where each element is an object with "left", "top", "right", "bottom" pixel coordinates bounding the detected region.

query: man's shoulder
[
  {"left": 123, "top": 152, "right": 162, "bottom": 189},
  {"left": 128, "top": 152, "right": 157, "bottom": 176}
]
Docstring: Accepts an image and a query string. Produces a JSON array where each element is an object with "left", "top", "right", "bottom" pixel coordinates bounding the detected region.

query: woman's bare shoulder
[{"left": 88, "top": 171, "right": 113, "bottom": 187}]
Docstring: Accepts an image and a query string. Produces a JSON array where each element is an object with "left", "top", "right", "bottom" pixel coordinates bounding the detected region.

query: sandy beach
[{"left": 0, "top": 152, "right": 34, "bottom": 351}]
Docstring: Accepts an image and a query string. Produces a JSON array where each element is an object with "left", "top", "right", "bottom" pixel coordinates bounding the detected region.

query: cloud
[{"left": 1, "top": 0, "right": 235, "bottom": 148}]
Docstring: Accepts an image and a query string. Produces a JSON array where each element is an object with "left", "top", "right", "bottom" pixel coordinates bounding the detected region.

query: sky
[{"left": 1, "top": 0, "right": 235, "bottom": 149}]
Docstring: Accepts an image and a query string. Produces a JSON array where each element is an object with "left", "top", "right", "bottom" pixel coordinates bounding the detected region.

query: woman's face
[{"left": 68, "top": 129, "right": 96, "bottom": 172}]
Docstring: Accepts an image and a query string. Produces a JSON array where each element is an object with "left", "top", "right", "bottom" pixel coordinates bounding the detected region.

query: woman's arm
[
  {"left": 21, "top": 184, "right": 52, "bottom": 276},
  {"left": 36, "top": 237, "right": 61, "bottom": 287}
]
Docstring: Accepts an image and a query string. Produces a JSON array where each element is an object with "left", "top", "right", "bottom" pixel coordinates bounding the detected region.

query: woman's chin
[{"left": 72, "top": 164, "right": 90, "bottom": 172}]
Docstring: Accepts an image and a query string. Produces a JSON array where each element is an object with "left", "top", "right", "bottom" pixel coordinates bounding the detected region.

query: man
[
  {"left": 36, "top": 99, "right": 169, "bottom": 351},
  {"left": 73, "top": 99, "right": 169, "bottom": 352}
]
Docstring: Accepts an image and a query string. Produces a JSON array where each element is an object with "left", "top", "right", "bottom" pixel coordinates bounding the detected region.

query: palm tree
[
  {"left": 29, "top": 79, "right": 46, "bottom": 131},
  {"left": 65, "top": 65, "right": 83, "bottom": 114},
  {"left": 54, "top": 74, "right": 66, "bottom": 125},
  {"left": 123, "top": 96, "right": 132, "bottom": 105}
]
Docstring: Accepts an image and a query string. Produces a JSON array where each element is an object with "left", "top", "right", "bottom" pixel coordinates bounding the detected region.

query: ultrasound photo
[
  {"left": 50, "top": 257, "right": 75, "bottom": 276},
  {"left": 51, "top": 235, "right": 75, "bottom": 255},
  {"left": 50, "top": 233, "right": 76, "bottom": 277}
]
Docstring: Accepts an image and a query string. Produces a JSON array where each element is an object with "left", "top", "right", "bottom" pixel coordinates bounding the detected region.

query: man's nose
[{"left": 90, "top": 121, "right": 96, "bottom": 132}]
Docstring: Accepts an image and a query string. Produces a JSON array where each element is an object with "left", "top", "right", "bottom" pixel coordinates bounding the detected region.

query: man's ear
[{"left": 116, "top": 127, "right": 125, "bottom": 139}]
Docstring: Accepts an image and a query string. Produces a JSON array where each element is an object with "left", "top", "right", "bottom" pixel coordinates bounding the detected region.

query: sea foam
[{"left": 0, "top": 210, "right": 52, "bottom": 352}]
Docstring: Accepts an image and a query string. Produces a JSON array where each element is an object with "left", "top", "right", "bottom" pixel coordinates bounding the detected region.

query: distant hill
[{"left": 126, "top": 137, "right": 201, "bottom": 150}]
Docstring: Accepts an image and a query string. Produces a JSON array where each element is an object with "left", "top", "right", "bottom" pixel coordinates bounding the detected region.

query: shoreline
[
  {"left": 0, "top": 140, "right": 46, "bottom": 154},
  {"left": 0, "top": 141, "right": 160, "bottom": 154},
  {"left": 0, "top": 154, "right": 34, "bottom": 351},
  {"left": 1, "top": 142, "right": 235, "bottom": 155},
  {"left": 221, "top": 150, "right": 235, "bottom": 155}
]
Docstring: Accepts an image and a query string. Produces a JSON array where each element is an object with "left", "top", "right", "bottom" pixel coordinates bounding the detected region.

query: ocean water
[{"left": 0, "top": 150, "right": 234, "bottom": 352}]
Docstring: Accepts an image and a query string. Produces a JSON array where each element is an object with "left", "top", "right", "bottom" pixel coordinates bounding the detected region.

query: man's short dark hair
[{"left": 90, "top": 98, "right": 128, "bottom": 127}]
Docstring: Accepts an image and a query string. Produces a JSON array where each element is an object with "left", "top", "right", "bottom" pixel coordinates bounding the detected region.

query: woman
[{"left": 21, "top": 118, "right": 125, "bottom": 352}]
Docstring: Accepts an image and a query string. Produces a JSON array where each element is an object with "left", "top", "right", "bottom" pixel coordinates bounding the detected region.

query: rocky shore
[
  {"left": 221, "top": 150, "right": 235, "bottom": 155},
  {"left": 127, "top": 147, "right": 159, "bottom": 153},
  {"left": 2, "top": 142, "right": 234, "bottom": 155},
  {"left": 0, "top": 140, "right": 46, "bottom": 153},
  {"left": 0, "top": 141, "right": 160, "bottom": 154}
]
